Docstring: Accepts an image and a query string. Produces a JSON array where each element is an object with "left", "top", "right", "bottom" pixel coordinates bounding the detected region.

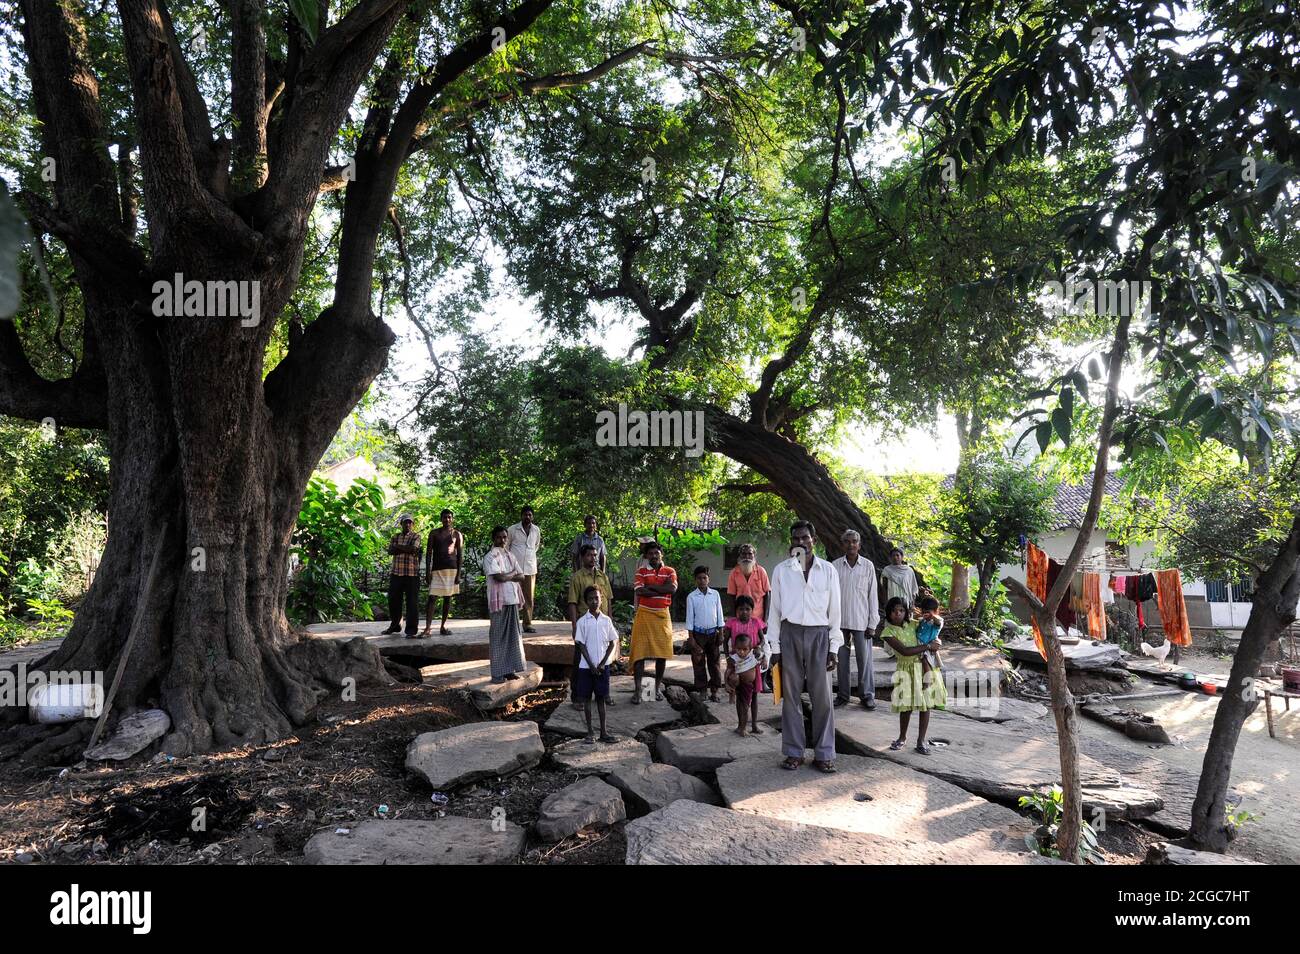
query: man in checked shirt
[{"left": 381, "top": 514, "right": 424, "bottom": 637}]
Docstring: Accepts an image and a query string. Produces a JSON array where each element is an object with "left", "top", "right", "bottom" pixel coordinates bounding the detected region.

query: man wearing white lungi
[
  {"left": 766, "top": 520, "right": 842, "bottom": 773},
  {"left": 833, "top": 529, "right": 879, "bottom": 710}
]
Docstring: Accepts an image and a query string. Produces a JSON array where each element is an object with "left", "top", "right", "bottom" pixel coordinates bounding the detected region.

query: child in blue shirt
[{"left": 916, "top": 595, "right": 944, "bottom": 676}]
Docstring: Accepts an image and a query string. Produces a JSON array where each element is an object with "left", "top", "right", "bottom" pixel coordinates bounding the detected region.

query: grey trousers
[
  {"left": 837, "top": 628, "right": 875, "bottom": 702},
  {"left": 779, "top": 622, "right": 836, "bottom": 760}
]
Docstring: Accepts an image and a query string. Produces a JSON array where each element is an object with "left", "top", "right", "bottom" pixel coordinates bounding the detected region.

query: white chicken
[{"left": 1140, "top": 640, "right": 1172, "bottom": 663}]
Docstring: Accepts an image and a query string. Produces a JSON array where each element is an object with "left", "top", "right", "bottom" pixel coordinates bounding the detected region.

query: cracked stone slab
[
  {"left": 303, "top": 817, "right": 526, "bottom": 864},
  {"left": 419, "top": 660, "right": 543, "bottom": 709},
  {"left": 607, "top": 762, "right": 721, "bottom": 817},
  {"left": 717, "top": 753, "right": 1041, "bottom": 857},
  {"left": 405, "top": 721, "right": 544, "bottom": 789},
  {"left": 625, "top": 799, "right": 1060, "bottom": 865},
  {"left": 535, "top": 776, "right": 627, "bottom": 841},
  {"left": 656, "top": 723, "right": 783, "bottom": 773}
]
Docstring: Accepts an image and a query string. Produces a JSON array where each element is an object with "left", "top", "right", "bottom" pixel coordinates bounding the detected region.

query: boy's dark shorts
[{"left": 573, "top": 665, "right": 611, "bottom": 701}]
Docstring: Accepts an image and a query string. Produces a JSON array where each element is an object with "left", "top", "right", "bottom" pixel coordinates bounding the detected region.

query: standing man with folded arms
[{"left": 833, "top": 529, "right": 879, "bottom": 710}]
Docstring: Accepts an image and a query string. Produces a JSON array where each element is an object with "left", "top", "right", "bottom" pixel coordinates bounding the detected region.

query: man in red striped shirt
[{"left": 630, "top": 542, "right": 677, "bottom": 703}]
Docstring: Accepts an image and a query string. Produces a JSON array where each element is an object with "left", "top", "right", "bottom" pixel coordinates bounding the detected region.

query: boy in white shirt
[{"left": 574, "top": 585, "right": 620, "bottom": 743}]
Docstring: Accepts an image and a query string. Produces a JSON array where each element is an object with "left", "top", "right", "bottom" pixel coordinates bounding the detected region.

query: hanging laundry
[
  {"left": 1135, "top": 573, "right": 1158, "bottom": 603},
  {"left": 1154, "top": 569, "right": 1192, "bottom": 646},
  {"left": 1100, "top": 571, "right": 1115, "bottom": 604},
  {"left": 1108, "top": 575, "right": 1128, "bottom": 597},
  {"left": 1026, "top": 542, "right": 1049, "bottom": 660},
  {"left": 1069, "top": 572, "right": 1089, "bottom": 616},
  {"left": 1122, "top": 573, "right": 1147, "bottom": 629},
  {"left": 1046, "top": 559, "right": 1078, "bottom": 629},
  {"left": 1084, "top": 572, "right": 1105, "bottom": 640}
]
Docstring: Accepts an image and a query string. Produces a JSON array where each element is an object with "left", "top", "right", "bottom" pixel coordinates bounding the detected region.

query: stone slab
[
  {"left": 419, "top": 660, "right": 543, "bottom": 709},
  {"left": 307, "top": 618, "right": 686, "bottom": 667},
  {"left": 625, "top": 799, "right": 1061, "bottom": 865},
  {"left": 550, "top": 737, "right": 653, "bottom": 776},
  {"left": 535, "top": 776, "right": 627, "bottom": 841},
  {"left": 945, "top": 696, "right": 1048, "bottom": 724},
  {"left": 717, "top": 753, "right": 1040, "bottom": 857},
  {"left": 607, "top": 762, "right": 721, "bottom": 817},
  {"left": 303, "top": 817, "right": 526, "bottom": 864},
  {"left": 1005, "top": 636, "right": 1122, "bottom": 670},
  {"left": 1081, "top": 702, "right": 1173, "bottom": 744},
  {"left": 405, "top": 721, "right": 544, "bottom": 790},
  {"left": 1144, "top": 842, "right": 1264, "bottom": 865},
  {"left": 656, "top": 723, "right": 783, "bottom": 773},
  {"left": 85, "top": 709, "right": 171, "bottom": 761},
  {"left": 833, "top": 706, "right": 1162, "bottom": 821},
  {"left": 542, "top": 675, "right": 779, "bottom": 739}
]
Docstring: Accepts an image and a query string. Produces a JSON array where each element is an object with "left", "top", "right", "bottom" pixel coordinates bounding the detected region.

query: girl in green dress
[{"left": 881, "top": 597, "right": 947, "bottom": 754}]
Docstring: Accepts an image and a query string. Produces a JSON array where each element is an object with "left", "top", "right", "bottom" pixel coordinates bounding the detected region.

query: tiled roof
[
  {"left": 938, "top": 472, "right": 1125, "bottom": 530},
  {"left": 1049, "top": 474, "right": 1125, "bottom": 529}
]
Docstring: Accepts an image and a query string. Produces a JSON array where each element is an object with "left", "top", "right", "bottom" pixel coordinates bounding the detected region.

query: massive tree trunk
[
  {"left": 949, "top": 563, "right": 971, "bottom": 612},
  {"left": 710, "top": 409, "right": 892, "bottom": 563},
  {"left": 4, "top": 0, "right": 567, "bottom": 759},
  {"left": 1187, "top": 513, "right": 1300, "bottom": 851}
]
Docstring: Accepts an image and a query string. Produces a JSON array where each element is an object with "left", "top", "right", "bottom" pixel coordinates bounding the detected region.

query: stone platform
[
  {"left": 307, "top": 618, "right": 686, "bottom": 667},
  {"left": 419, "top": 660, "right": 543, "bottom": 709}
]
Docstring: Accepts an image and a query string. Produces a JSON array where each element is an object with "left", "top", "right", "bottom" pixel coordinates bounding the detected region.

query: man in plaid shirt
[{"left": 382, "top": 514, "right": 424, "bottom": 637}]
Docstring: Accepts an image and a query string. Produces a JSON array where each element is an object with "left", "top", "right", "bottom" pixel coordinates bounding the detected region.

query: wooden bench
[{"left": 1262, "top": 686, "right": 1300, "bottom": 739}]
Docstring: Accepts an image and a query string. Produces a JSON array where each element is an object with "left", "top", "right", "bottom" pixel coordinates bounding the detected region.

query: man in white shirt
[
  {"left": 766, "top": 520, "right": 842, "bottom": 773},
  {"left": 507, "top": 506, "right": 541, "bottom": 632},
  {"left": 832, "top": 529, "right": 880, "bottom": 710}
]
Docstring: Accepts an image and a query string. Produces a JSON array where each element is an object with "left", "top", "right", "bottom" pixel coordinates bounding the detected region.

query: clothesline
[{"left": 1023, "top": 543, "right": 1192, "bottom": 659}]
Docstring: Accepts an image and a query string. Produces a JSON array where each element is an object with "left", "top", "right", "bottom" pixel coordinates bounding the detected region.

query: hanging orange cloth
[
  {"left": 1084, "top": 572, "right": 1105, "bottom": 640},
  {"left": 1154, "top": 569, "right": 1192, "bottom": 646},
  {"left": 1026, "top": 543, "right": 1049, "bottom": 660}
]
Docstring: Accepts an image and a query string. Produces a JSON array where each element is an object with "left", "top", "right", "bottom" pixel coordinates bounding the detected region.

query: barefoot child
[
  {"left": 725, "top": 595, "right": 767, "bottom": 698},
  {"left": 725, "top": 633, "right": 765, "bottom": 736},
  {"left": 574, "top": 585, "right": 619, "bottom": 744},
  {"left": 881, "top": 597, "right": 947, "bottom": 755}
]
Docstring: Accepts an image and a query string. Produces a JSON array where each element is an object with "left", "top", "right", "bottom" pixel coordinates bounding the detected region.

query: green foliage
[
  {"left": 931, "top": 453, "right": 1057, "bottom": 629},
  {"left": 1108, "top": 438, "right": 1300, "bottom": 583},
  {"left": 1019, "top": 785, "right": 1105, "bottom": 865},
  {"left": 932, "top": 454, "right": 1057, "bottom": 571},
  {"left": 288, "top": 477, "right": 389, "bottom": 624},
  {"left": 0, "top": 421, "right": 109, "bottom": 616}
]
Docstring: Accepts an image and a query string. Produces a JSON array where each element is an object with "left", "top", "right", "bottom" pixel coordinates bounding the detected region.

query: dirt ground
[
  {"left": 1073, "top": 649, "right": 1300, "bottom": 865},
  {"left": 0, "top": 681, "right": 627, "bottom": 865},
  {"left": 0, "top": 644, "right": 1282, "bottom": 865}
]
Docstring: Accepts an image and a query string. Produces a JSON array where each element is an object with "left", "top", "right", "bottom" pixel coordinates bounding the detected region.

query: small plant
[
  {"left": 1018, "top": 785, "right": 1106, "bottom": 864},
  {"left": 1225, "top": 804, "right": 1258, "bottom": 834}
]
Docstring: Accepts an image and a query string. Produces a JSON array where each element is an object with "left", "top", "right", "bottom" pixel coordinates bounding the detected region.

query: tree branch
[
  {"left": 231, "top": 0, "right": 269, "bottom": 187},
  {"left": 0, "top": 322, "right": 108, "bottom": 429},
  {"left": 749, "top": 287, "right": 832, "bottom": 429}
]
